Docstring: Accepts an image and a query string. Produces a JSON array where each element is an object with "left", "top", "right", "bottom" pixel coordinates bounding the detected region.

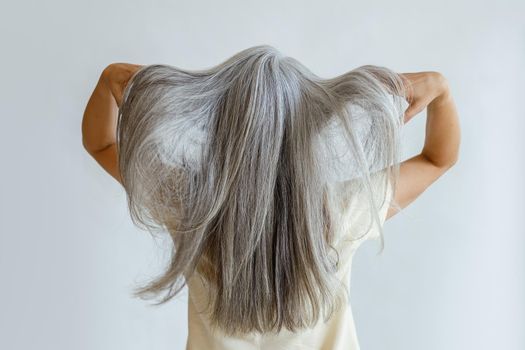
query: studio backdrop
[{"left": 0, "top": 0, "right": 523, "bottom": 349}]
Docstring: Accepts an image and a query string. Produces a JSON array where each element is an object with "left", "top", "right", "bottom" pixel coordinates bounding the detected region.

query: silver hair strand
[{"left": 116, "top": 44, "right": 407, "bottom": 336}]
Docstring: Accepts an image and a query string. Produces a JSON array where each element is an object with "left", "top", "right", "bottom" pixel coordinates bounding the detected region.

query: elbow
[
  {"left": 82, "top": 136, "right": 92, "bottom": 154},
  {"left": 445, "top": 156, "right": 459, "bottom": 170},
  {"left": 82, "top": 135, "right": 96, "bottom": 155},
  {"left": 447, "top": 148, "right": 461, "bottom": 168},
  {"left": 82, "top": 136, "right": 102, "bottom": 156},
  {"left": 422, "top": 152, "right": 459, "bottom": 170},
  {"left": 82, "top": 139, "right": 115, "bottom": 156},
  {"left": 441, "top": 153, "right": 459, "bottom": 170}
]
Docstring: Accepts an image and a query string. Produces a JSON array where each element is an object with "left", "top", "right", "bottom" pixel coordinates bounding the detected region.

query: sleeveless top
[{"left": 185, "top": 174, "right": 393, "bottom": 350}]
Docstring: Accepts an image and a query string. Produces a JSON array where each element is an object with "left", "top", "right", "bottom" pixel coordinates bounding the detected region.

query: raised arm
[
  {"left": 386, "top": 71, "right": 461, "bottom": 220},
  {"left": 81, "top": 63, "right": 142, "bottom": 184}
]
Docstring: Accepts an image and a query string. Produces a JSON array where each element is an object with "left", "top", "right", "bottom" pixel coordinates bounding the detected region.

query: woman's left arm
[{"left": 81, "top": 63, "right": 142, "bottom": 184}]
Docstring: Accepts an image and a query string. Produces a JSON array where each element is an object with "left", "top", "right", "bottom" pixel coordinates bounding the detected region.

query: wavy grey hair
[{"left": 116, "top": 45, "right": 406, "bottom": 336}]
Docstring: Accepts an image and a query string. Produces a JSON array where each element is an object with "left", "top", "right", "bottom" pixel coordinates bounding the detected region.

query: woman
[{"left": 82, "top": 45, "right": 460, "bottom": 349}]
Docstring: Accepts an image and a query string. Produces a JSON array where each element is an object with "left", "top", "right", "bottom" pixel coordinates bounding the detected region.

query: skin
[
  {"left": 387, "top": 71, "right": 461, "bottom": 219},
  {"left": 81, "top": 64, "right": 460, "bottom": 221},
  {"left": 82, "top": 63, "right": 143, "bottom": 184}
]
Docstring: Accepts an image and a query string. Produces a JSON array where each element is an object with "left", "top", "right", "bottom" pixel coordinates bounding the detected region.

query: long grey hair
[{"left": 116, "top": 45, "right": 406, "bottom": 336}]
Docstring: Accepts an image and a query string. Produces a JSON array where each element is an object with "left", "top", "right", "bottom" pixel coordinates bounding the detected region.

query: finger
[{"left": 399, "top": 73, "right": 415, "bottom": 98}]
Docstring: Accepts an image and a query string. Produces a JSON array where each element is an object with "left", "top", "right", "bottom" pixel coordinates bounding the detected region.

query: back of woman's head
[{"left": 116, "top": 44, "right": 406, "bottom": 336}]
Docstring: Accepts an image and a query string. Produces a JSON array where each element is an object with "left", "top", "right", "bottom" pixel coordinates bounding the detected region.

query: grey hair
[{"left": 116, "top": 45, "right": 406, "bottom": 336}]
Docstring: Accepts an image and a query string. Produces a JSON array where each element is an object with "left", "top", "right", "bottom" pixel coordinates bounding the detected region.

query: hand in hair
[
  {"left": 400, "top": 71, "right": 449, "bottom": 123},
  {"left": 100, "top": 63, "right": 144, "bottom": 107},
  {"left": 82, "top": 63, "right": 143, "bottom": 184},
  {"left": 387, "top": 71, "right": 460, "bottom": 219}
]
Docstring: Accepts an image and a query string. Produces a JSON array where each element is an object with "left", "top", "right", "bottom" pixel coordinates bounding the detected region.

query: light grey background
[{"left": 1, "top": 1, "right": 523, "bottom": 349}]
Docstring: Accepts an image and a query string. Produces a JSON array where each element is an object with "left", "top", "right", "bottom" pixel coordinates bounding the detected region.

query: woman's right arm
[{"left": 386, "top": 71, "right": 461, "bottom": 220}]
